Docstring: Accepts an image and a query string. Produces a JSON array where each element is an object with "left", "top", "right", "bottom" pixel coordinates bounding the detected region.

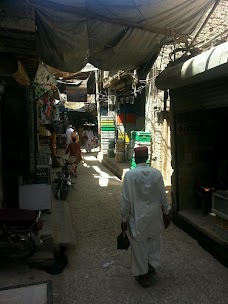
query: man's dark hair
[
  {"left": 135, "top": 156, "right": 148, "bottom": 164},
  {"left": 134, "top": 146, "right": 148, "bottom": 164}
]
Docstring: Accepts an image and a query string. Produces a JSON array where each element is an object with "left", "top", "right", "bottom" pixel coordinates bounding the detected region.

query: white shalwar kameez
[
  {"left": 66, "top": 127, "right": 74, "bottom": 146},
  {"left": 82, "top": 129, "right": 94, "bottom": 152},
  {"left": 120, "top": 163, "right": 171, "bottom": 276}
]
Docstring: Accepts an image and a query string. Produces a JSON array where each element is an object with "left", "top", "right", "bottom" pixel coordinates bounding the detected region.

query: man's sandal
[{"left": 135, "top": 274, "right": 150, "bottom": 288}]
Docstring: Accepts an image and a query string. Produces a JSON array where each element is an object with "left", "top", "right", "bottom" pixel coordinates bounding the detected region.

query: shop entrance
[{"left": 174, "top": 107, "right": 228, "bottom": 239}]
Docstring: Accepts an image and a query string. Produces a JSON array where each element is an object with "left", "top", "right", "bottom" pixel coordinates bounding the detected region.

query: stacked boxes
[
  {"left": 101, "top": 116, "right": 115, "bottom": 154},
  {"left": 130, "top": 131, "right": 152, "bottom": 169},
  {"left": 117, "top": 113, "right": 136, "bottom": 144}
]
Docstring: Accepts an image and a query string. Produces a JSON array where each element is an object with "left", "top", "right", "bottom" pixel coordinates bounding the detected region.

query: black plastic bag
[
  {"left": 117, "top": 231, "right": 130, "bottom": 250},
  {"left": 163, "top": 214, "right": 171, "bottom": 229}
]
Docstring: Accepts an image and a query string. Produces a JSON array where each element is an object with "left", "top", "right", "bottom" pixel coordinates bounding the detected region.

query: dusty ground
[{"left": 0, "top": 151, "right": 227, "bottom": 304}]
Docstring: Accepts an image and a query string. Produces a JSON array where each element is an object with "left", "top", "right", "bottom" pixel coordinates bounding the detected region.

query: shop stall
[{"left": 156, "top": 42, "right": 228, "bottom": 245}]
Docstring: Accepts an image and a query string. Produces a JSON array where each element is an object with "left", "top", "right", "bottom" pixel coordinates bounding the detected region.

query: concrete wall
[{"left": 0, "top": 103, "right": 3, "bottom": 208}]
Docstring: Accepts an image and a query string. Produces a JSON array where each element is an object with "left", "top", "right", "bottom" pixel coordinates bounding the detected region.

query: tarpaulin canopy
[{"left": 29, "top": 0, "right": 215, "bottom": 73}]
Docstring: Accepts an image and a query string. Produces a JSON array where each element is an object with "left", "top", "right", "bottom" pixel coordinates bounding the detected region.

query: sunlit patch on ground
[
  {"left": 92, "top": 166, "right": 119, "bottom": 187},
  {"left": 83, "top": 156, "right": 98, "bottom": 161}
]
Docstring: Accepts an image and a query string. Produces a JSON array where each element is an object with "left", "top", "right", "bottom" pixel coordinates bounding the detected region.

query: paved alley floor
[{"left": 0, "top": 152, "right": 228, "bottom": 304}]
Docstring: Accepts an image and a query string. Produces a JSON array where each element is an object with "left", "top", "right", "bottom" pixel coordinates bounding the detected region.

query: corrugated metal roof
[{"left": 156, "top": 41, "right": 228, "bottom": 90}]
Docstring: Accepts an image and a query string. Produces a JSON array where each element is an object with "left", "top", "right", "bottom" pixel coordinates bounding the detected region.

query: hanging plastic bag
[
  {"left": 163, "top": 214, "right": 171, "bottom": 229},
  {"left": 117, "top": 231, "right": 130, "bottom": 250}
]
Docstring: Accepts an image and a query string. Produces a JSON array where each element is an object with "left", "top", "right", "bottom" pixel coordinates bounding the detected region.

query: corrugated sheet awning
[
  {"left": 29, "top": 0, "right": 215, "bottom": 73},
  {"left": 65, "top": 102, "right": 85, "bottom": 110},
  {"left": 156, "top": 41, "right": 228, "bottom": 90}
]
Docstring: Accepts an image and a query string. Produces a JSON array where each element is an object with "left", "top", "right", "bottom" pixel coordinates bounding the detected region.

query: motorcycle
[
  {"left": 55, "top": 157, "right": 76, "bottom": 200},
  {"left": 0, "top": 209, "right": 43, "bottom": 259}
]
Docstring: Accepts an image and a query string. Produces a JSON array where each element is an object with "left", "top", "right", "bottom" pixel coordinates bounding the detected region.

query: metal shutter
[{"left": 170, "top": 77, "right": 228, "bottom": 113}]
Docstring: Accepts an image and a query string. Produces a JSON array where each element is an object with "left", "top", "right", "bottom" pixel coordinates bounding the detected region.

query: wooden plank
[
  {"left": 0, "top": 29, "right": 35, "bottom": 41},
  {"left": 0, "top": 0, "right": 35, "bottom": 32},
  {"left": 0, "top": 37, "right": 36, "bottom": 55},
  {"left": 0, "top": 36, "right": 35, "bottom": 49}
]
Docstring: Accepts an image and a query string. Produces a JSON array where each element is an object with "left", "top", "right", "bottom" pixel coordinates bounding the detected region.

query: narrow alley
[
  {"left": 1, "top": 1, "right": 228, "bottom": 303},
  {"left": 0, "top": 152, "right": 227, "bottom": 304}
]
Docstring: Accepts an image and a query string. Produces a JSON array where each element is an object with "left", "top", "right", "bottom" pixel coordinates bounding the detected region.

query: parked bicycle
[{"left": 55, "top": 157, "right": 76, "bottom": 200}]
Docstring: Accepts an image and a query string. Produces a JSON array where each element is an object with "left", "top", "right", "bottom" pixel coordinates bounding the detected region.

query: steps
[
  {"left": 52, "top": 199, "right": 76, "bottom": 248},
  {"left": 101, "top": 154, "right": 130, "bottom": 180}
]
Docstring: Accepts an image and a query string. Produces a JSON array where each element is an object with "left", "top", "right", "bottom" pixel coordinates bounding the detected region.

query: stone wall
[
  {"left": 145, "top": 0, "right": 228, "bottom": 186},
  {"left": 145, "top": 47, "right": 172, "bottom": 185},
  {"left": 196, "top": 0, "right": 228, "bottom": 49}
]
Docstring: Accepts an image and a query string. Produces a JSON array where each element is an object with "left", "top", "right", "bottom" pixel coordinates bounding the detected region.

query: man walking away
[
  {"left": 82, "top": 124, "right": 94, "bottom": 153},
  {"left": 66, "top": 124, "right": 74, "bottom": 147},
  {"left": 71, "top": 128, "right": 80, "bottom": 144},
  {"left": 47, "top": 126, "right": 61, "bottom": 168},
  {"left": 120, "top": 146, "right": 171, "bottom": 288},
  {"left": 66, "top": 134, "right": 82, "bottom": 175}
]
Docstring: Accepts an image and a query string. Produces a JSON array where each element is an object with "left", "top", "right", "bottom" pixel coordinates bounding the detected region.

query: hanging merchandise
[
  {"left": 39, "top": 91, "right": 57, "bottom": 124},
  {"left": 130, "top": 96, "right": 135, "bottom": 104},
  {"left": 54, "top": 107, "right": 60, "bottom": 121},
  {"left": 34, "top": 63, "right": 57, "bottom": 99},
  {"left": 45, "top": 105, "right": 51, "bottom": 118}
]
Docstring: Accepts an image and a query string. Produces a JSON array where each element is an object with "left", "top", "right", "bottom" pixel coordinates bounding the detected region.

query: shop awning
[
  {"left": 65, "top": 102, "right": 85, "bottom": 111},
  {"left": 56, "top": 80, "right": 83, "bottom": 86},
  {"left": 156, "top": 41, "right": 228, "bottom": 90},
  {"left": 29, "top": 0, "right": 215, "bottom": 73}
]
